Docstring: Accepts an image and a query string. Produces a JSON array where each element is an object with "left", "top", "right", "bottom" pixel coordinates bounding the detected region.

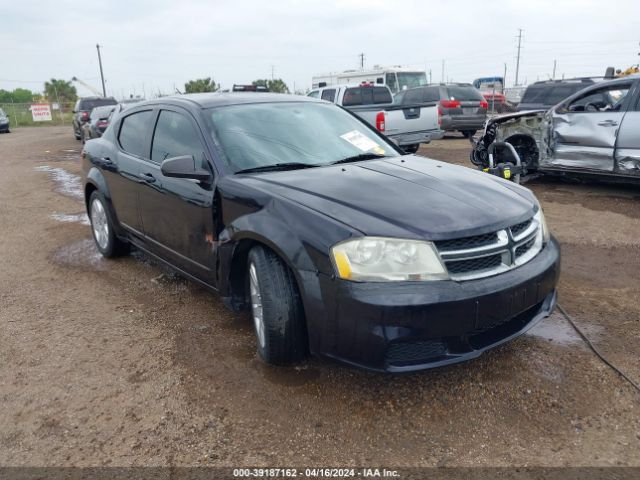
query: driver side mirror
[{"left": 161, "top": 155, "right": 212, "bottom": 182}]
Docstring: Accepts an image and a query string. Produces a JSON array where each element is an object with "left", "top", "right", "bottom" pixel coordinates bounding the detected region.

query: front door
[
  {"left": 138, "top": 108, "right": 217, "bottom": 283},
  {"left": 550, "top": 81, "right": 633, "bottom": 171},
  {"left": 107, "top": 109, "right": 155, "bottom": 235}
]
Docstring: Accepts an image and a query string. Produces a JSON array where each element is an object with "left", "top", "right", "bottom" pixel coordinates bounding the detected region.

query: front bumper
[{"left": 308, "top": 237, "right": 560, "bottom": 372}]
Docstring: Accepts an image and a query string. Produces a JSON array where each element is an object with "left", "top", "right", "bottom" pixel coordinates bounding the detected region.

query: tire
[
  {"left": 247, "top": 245, "right": 307, "bottom": 365},
  {"left": 88, "top": 190, "right": 130, "bottom": 258},
  {"left": 74, "top": 123, "right": 81, "bottom": 140},
  {"left": 402, "top": 144, "right": 420, "bottom": 154},
  {"left": 461, "top": 130, "right": 477, "bottom": 138}
]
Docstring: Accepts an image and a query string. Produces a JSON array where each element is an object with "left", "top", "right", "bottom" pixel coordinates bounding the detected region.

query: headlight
[
  {"left": 331, "top": 237, "right": 448, "bottom": 282},
  {"left": 534, "top": 208, "right": 550, "bottom": 244}
]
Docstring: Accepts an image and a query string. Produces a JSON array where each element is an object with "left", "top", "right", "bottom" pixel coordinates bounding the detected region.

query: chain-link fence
[{"left": 0, "top": 102, "right": 75, "bottom": 127}]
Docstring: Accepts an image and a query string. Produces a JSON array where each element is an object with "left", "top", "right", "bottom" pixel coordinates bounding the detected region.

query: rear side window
[
  {"left": 118, "top": 110, "right": 153, "bottom": 157},
  {"left": 343, "top": 87, "right": 391, "bottom": 106},
  {"left": 321, "top": 89, "right": 336, "bottom": 102},
  {"left": 445, "top": 86, "right": 484, "bottom": 101},
  {"left": 151, "top": 110, "right": 207, "bottom": 168}
]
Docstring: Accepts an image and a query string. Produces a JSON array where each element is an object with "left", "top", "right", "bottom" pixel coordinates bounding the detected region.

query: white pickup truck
[{"left": 308, "top": 84, "right": 443, "bottom": 153}]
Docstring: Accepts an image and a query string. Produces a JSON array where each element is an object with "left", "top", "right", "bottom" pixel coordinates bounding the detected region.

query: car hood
[{"left": 244, "top": 156, "right": 537, "bottom": 240}]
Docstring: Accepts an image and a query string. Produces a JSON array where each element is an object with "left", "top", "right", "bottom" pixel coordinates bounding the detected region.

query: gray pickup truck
[{"left": 308, "top": 84, "right": 443, "bottom": 153}]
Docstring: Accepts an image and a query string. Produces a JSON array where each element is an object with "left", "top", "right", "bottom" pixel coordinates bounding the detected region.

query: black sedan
[{"left": 81, "top": 93, "right": 560, "bottom": 372}]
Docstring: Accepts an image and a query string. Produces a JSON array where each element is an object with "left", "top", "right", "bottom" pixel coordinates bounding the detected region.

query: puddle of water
[
  {"left": 527, "top": 311, "right": 602, "bottom": 347},
  {"left": 51, "top": 213, "right": 90, "bottom": 226},
  {"left": 51, "top": 239, "right": 105, "bottom": 270},
  {"left": 34, "top": 166, "right": 83, "bottom": 201}
]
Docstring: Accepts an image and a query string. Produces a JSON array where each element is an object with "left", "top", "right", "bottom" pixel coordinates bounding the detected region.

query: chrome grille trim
[{"left": 437, "top": 215, "right": 543, "bottom": 281}]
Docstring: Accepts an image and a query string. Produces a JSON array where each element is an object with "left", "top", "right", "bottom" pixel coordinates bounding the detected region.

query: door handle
[
  {"left": 597, "top": 120, "right": 618, "bottom": 126},
  {"left": 140, "top": 172, "right": 156, "bottom": 183}
]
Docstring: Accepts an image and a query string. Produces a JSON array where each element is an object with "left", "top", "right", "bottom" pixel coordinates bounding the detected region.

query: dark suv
[
  {"left": 516, "top": 78, "right": 596, "bottom": 111},
  {"left": 395, "top": 83, "right": 488, "bottom": 137},
  {"left": 72, "top": 96, "right": 117, "bottom": 140}
]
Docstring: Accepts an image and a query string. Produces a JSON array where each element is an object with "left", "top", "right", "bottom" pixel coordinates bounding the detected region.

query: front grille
[
  {"left": 436, "top": 216, "right": 541, "bottom": 281},
  {"left": 386, "top": 340, "right": 447, "bottom": 365},
  {"left": 510, "top": 219, "right": 532, "bottom": 238},
  {"left": 515, "top": 237, "right": 536, "bottom": 258},
  {"left": 435, "top": 232, "right": 498, "bottom": 251},
  {"left": 445, "top": 254, "right": 502, "bottom": 274}
]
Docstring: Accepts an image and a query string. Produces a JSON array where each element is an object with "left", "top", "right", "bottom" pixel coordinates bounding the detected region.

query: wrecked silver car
[{"left": 471, "top": 75, "right": 640, "bottom": 183}]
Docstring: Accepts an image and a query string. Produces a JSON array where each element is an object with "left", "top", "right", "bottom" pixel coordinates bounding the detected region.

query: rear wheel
[
  {"left": 461, "top": 130, "right": 477, "bottom": 138},
  {"left": 247, "top": 246, "right": 307, "bottom": 365},
  {"left": 89, "top": 190, "right": 129, "bottom": 258},
  {"left": 402, "top": 144, "right": 420, "bottom": 154}
]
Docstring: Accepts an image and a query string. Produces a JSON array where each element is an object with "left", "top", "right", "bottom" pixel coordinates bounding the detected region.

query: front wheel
[
  {"left": 247, "top": 246, "right": 307, "bottom": 365},
  {"left": 89, "top": 191, "right": 129, "bottom": 258}
]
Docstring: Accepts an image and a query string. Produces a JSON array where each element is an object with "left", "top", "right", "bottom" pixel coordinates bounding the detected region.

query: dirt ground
[{"left": 1, "top": 127, "right": 639, "bottom": 467}]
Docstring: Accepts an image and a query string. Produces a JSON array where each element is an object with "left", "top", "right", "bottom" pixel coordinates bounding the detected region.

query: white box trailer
[{"left": 312, "top": 66, "right": 428, "bottom": 94}]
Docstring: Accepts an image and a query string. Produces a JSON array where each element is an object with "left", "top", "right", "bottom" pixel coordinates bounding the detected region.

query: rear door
[
  {"left": 108, "top": 108, "right": 155, "bottom": 235},
  {"left": 137, "top": 107, "right": 217, "bottom": 282},
  {"left": 614, "top": 80, "right": 640, "bottom": 176},
  {"left": 550, "top": 81, "right": 633, "bottom": 171}
]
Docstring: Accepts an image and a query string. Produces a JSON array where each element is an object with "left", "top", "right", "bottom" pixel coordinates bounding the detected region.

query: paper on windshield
[{"left": 340, "top": 130, "right": 380, "bottom": 152}]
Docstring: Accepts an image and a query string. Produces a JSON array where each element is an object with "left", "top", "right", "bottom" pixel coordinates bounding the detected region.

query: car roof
[{"left": 137, "top": 92, "right": 322, "bottom": 109}]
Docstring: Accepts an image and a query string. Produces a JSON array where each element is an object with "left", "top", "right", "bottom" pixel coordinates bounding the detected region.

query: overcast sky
[{"left": 1, "top": 0, "right": 638, "bottom": 98}]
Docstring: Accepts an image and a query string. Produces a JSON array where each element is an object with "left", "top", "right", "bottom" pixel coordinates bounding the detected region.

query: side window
[
  {"left": 118, "top": 110, "right": 153, "bottom": 157},
  {"left": 307, "top": 90, "right": 320, "bottom": 98},
  {"left": 151, "top": 110, "right": 207, "bottom": 169},
  {"left": 321, "top": 89, "right": 336, "bottom": 102},
  {"left": 385, "top": 73, "right": 398, "bottom": 93},
  {"left": 566, "top": 83, "right": 631, "bottom": 113}
]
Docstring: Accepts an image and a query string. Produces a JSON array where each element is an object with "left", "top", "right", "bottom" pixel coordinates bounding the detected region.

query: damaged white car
[{"left": 471, "top": 75, "right": 640, "bottom": 183}]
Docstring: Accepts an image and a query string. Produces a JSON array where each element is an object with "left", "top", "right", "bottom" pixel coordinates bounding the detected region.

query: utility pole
[
  {"left": 441, "top": 59, "right": 445, "bottom": 83},
  {"left": 514, "top": 29, "right": 523, "bottom": 86},
  {"left": 358, "top": 53, "right": 365, "bottom": 69},
  {"left": 552, "top": 60, "right": 557, "bottom": 79},
  {"left": 429, "top": 69, "right": 432, "bottom": 84},
  {"left": 96, "top": 44, "right": 106, "bottom": 97},
  {"left": 503, "top": 63, "right": 507, "bottom": 93},
  {"left": 271, "top": 65, "right": 275, "bottom": 80}
]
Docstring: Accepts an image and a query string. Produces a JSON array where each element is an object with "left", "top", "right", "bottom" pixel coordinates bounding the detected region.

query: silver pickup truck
[{"left": 308, "top": 84, "right": 443, "bottom": 153}]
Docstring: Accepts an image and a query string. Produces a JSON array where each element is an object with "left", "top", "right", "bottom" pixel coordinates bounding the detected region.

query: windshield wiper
[
  {"left": 329, "top": 153, "right": 387, "bottom": 165},
  {"left": 235, "top": 162, "right": 320, "bottom": 174}
]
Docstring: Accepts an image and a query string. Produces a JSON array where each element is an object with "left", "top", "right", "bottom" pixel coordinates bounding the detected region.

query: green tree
[
  {"left": 0, "top": 88, "right": 36, "bottom": 103},
  {"left": 184, "top": 77, "right": 218, "bottom": 93},
  {"left": 251, "top": 78, "right": 290, "bottom": 93},
  {"left": 44, "top": 79, "right": 77, "bottom": 103}
]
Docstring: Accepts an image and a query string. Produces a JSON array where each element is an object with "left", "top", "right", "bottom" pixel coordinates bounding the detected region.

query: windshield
[
  {"left": 396, "top": 72, "right": 428, "bottom": 91},
  {"left": 445, "top": 86, "right": 484, "bottom": 101},
  {"left": 206, "top": 102, "right": 399, "bottom": 173},
  {"left": 81, "top": 98, "right": 118, "bottom": 111}
]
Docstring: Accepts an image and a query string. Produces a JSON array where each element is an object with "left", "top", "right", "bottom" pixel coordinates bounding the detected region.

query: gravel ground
[{"left": 1, "top": 127, "right": 639, "bottom": 467}]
